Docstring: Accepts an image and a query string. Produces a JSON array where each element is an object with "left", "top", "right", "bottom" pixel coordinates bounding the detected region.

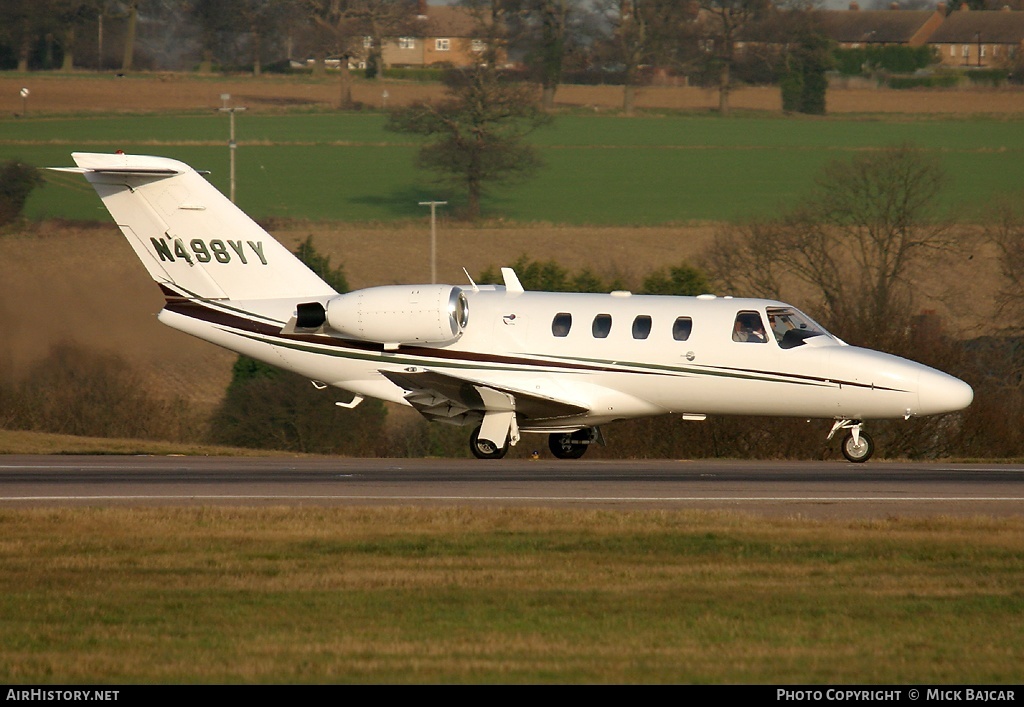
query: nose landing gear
[{"left": 828, "top": 419, "right": 874, "bottom": 463}]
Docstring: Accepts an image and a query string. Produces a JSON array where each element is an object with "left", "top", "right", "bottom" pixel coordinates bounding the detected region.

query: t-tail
[{"left": 59, "top": 152, "right": 336, "bottom": 302}]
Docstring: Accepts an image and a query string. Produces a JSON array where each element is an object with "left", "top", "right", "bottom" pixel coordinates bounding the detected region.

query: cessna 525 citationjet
[{"left": 55, "top": 152, "right": 974, "bottom": 462}]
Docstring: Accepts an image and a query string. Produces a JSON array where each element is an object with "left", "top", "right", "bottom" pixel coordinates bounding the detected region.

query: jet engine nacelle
[{"left": 324, "top": 285, "right": 469, "bottom": 346}]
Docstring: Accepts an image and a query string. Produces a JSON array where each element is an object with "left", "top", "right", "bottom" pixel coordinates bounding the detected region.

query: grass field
[
  {"left": 1, "top": 506, "right": 1021, "bottom": 684},
  {"left": 7, "top": 111, "right": 1024, "bottom": 223}
]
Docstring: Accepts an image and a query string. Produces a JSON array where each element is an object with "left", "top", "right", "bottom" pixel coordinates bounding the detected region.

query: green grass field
[
  {"left": 1, "top": 506, "right": 1021, "bottom": 684},
  {"left": 6, "top": 112, "right": 1024, "bottom": 224}
]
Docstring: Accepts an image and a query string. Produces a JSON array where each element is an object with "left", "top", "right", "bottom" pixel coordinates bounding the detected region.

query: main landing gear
[
  {"left": 470, "top": 425, "right": 510, "bottom": 459},
  {"left": 548, "top": 428, "right": 602, "bottom": 460},
  {"left": 469, "top": 425, "right": 602, "bottom": 460},
  {"left": 828, "top": 419, "right": 875, "bottom": 463}
]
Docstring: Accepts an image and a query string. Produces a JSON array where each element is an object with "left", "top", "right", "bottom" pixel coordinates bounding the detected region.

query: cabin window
[
  {"left": 632, "top": 315, "right": 652, "bottom": 340},
  {"left": 592, "top": 314, "right": 612, "bottom": 338},
  {"left": 732, "top": 311, "right": 767, "bottom": 343},
  {"left": 766, "top": 306, "right": 827, "bottom": 349},
  {"left": 552, "top": 312, "right": 572, "bottom": 337},
  {"left": 672, "top": 316, "right": 692, "bottom": 341}
]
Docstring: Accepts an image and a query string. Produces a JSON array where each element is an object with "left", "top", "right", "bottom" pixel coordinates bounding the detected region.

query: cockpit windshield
[{"left": 766, "top": 307, "right": 830, "bottom": 349}]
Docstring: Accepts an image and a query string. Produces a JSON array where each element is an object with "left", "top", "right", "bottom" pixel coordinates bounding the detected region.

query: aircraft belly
[{"left": 157, "top": 309, "right": 406, "bottom": 403}]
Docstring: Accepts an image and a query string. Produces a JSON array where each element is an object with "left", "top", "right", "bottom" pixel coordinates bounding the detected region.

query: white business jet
[{"left": 55, "top": 153, "right": 974, "bottom": 462}]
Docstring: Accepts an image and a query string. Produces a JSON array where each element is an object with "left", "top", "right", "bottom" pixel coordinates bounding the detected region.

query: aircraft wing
[{"left": 379, "top": 368, "right": 590, "bottom": 425}]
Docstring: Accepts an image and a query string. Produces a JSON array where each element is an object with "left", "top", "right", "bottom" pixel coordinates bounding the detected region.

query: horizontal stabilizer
[{"left": 70, "top": 153, "right": 185, "bottom": 175}]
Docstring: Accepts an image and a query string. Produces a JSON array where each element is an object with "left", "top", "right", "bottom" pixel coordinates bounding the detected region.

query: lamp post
[
  {"left": 219, "top": 93, "right": 246, "bottom": 203},
  {"left": 418, "top": 200, "right": 447, "bottom": 284},
  {"left": 19, "top": 88, "right": 28, "bottom": 116}
]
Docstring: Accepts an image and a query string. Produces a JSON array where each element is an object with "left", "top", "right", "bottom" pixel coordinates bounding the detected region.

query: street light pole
[
  {"left": 418, "top": 200, "right": 447, "bottom": 284},
  {"left": 219, "top": 93, "right": 246, "bottom": 203}
]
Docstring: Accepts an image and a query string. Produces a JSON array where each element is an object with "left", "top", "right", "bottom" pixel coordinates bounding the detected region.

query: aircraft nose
[{"left": 917, "top": 368, "right": 974, "bottom": 415}]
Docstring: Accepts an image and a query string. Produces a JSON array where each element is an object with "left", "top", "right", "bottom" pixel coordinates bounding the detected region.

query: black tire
[
  {"left": 470, "top": 426, "right": 509, "bottom": 460},
  {"left": 548, "top": 430, "right": 589, "bottom": 460},
  {"left": 841, "top": 430, "right": 874, "bottom": 463}
]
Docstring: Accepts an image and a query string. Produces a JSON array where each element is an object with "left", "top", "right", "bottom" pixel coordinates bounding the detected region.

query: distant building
[
  {"left": 925, "top": 5, "right": 1024, "bottom": 68},
  {"left": 381, "top": 2, "right": 504, "bottom": 70},
  {"left": 814, "top": 3, "right": 946, "bottom": 49},
  {"left": 813, "top": 3, "right": 1024, "bottom": 71}
]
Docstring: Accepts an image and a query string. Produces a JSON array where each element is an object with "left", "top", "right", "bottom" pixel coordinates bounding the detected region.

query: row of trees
[{"left": 2, "top": 1, "right": 837, "bottom": 115}]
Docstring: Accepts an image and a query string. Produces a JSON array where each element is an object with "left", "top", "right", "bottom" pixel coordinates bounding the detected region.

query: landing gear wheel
[
  {"left": 841, "top": 430, "right": 874, "bottom": 463},
  {"left": 548, "top": 430, "right": 590, "bottom": 460},
  {"left": 470, "top": 426, "right": 509, "bottom": 460}
]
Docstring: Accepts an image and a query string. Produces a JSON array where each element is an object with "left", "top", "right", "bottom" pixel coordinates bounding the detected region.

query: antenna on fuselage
[{"left": 462, "top": 267, "right": 479, "bottom": 292}]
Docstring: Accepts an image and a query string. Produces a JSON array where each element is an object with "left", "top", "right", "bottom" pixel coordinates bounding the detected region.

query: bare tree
[
  {"left": 120, "top": 0, "right": 139, "bottom": 71},
  {"left": 0, "top": 0, "right": 52, "bottom": 72},
  {"left": 305, "top": 0, "right": 367, "bottom": 107},
  {"left": 52, "top": 1, "right": 102, "bottom": 71},
  {"left": 597, "top": 0, "right": 693, "bottom": 115},
  {"left": 461, "top": 0, "right": 525, "bottom": 69},
  {"left": 191, "top": 0, "right": 234, "bottom": 73},
  {"left": 500, "top": 0, "right": 579, "bottom": 110},
  {"left": 238, "top": 0, "right": 295, "bottom": 76},
  {"left": 705, "top": 145, "right": 959, "bottom": 352},
  {"left": 697, "top": 0, "right": 770, "bottom": 116},
  {"left": 386, "top": 66, "right": 549, "bottom": 220},
  {"left": 360, "top": 0, "right": 418, "bottom": 79},
  {"left": 535, "top": 0, "right": 572, "bottom": 109},
  {"left": 986, "top": 197, "right": 1024, "bottom": 331}
]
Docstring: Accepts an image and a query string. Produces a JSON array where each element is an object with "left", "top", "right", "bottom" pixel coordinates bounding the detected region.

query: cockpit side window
[
  {"left": 552, "top": 312, "right": 572, "bottom": 337},
  {"left": 732, "top": 311, "right": 767, "bottom": 343},
  {"left": 766, "top": 307, "right": 827, "bottom": 349}
]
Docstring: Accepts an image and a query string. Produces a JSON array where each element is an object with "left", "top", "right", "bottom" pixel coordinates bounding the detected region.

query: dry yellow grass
[
  {"left": 0, "top": 429, "right": 292, "bottom": 456},
  {"left": 3, "top": 73, "right": 1024, "bottom": 116}
]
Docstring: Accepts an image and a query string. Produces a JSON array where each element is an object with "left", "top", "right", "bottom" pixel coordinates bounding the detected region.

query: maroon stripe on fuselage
[{"left": 160, "top": 297, "right": 616, "bottom": 372}]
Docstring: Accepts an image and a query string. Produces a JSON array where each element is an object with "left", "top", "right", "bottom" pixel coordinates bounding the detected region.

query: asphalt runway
[{"left": 1, "top": 455, "right": 1023, "bottom": 519}]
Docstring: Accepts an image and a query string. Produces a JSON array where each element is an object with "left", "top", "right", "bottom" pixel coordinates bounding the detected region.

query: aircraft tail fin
[{"left": 65, "top": 152, "right": 336, "bottom": 301}]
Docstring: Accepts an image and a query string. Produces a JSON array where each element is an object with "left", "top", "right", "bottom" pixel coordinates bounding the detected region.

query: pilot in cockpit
[{"left": 733, "top": 312, "right": 767, "bottom": 343}]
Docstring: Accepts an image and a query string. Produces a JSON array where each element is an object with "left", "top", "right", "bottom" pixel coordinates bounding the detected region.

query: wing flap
[{"left": 380, "top": 368, "right": 590, "bottom": 424}]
